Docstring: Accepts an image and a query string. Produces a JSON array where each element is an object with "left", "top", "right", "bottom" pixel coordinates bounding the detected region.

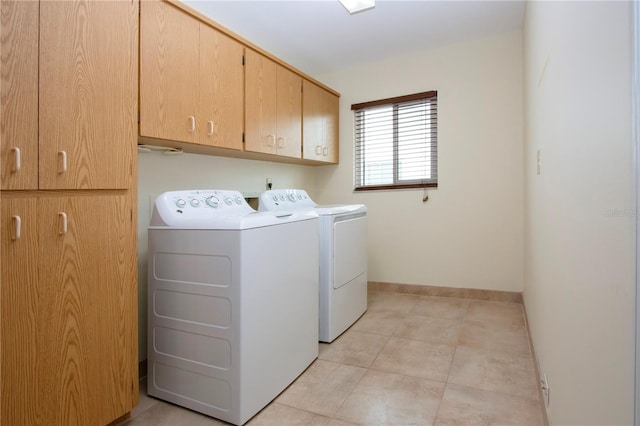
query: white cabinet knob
[
  {"left": 11, "top": 147, "right": 21, "bottom": 172},
  {"left": 58, "top": 212, "right": 68, "bottom": 235},
  {"left": 58, "top": 151, "right": 67, "bottom": 173},
  {"left": 12, "top": 215, "right": 21, "bottom": 240}
]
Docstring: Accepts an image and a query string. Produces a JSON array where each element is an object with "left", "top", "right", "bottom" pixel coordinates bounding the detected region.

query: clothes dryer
[
  {"left": 147, "top": 190, "right": 319, "bottom": 425},
  {"left": 259, "top": 189, "right": 367, "bottom": 342}
]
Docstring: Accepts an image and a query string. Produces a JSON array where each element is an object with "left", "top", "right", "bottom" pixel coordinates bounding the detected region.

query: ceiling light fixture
[{"left": 338, "top": 0, "right": 375, "bottom": 15}]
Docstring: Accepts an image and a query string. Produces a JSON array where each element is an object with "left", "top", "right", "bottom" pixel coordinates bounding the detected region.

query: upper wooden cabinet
[
  {"left": 0, "top": 0, "right": 38, "bottom": 190},
  {"left": 140, "top": 0, "right": 244, "bottom": 150},
  {"left": 245, "top": 49, "right": 302, "bottom": 159},
  {"left": 0, "top": 0, "right": 138, "bottom": 190},
  {"left": 302, "top": 80, "right": 339, "bottom": 164}
]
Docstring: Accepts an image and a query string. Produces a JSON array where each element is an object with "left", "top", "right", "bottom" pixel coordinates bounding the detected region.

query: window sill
[{"left": 354, "top": 182, "right": 438, "bottom": 191}]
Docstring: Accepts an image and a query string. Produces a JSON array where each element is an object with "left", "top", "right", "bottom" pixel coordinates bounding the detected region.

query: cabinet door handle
[
  {"left": 58, "top": 151, "right": 67, "bottom": 173},
  {"left": 277, "top": 137, "right": 285, "bottom": 149},
  {"left": 267, "top": 135, "right": 275, "bottom": 147},
  {"left": 188, "top": 116, "right": 196, "bottom": 133},
  {"left": 323, "top": 147, "right": 329, "bottom": 156},
  {"left": 208, "top": 120, "right": 215, "bottom": 136},
  {"left": 12, "top": 215, "right": 21, "bottom": 240},
  {"left": 11, "top": 147, "right": 21, "bottom": 172},
  {"left": 58, "top": 212, "right": 67, "bottom": 235},
  {"left": 315, "top": 145, "right": 322, "bottom": 155}
]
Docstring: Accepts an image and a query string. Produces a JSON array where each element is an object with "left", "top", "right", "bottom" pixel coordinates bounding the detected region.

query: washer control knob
[
  {"left": 205, "top": 196, "right": 220, "bottom": 208},
  {"left": 224, "top": 197, "right": 233, "bottom": 206},
  {"left": 297, "top": 193, "right": 303, "bottom": 200},
  {"left": 288, "top": 193, "right": 296, "bottom": 201},
  {"left": 272, "top": 195, "right": 278, "bottom": 201},
  {"left": 175, "top": 199, "right": 187, "bottom": 208},
  {"left": 190, "top": 199, "right": 200, "bottom": 207},
  {"left": 234, "top": 196, "right": 244, "bottom": 205},
  {"left": 279, "top": 194, "right": 286, "bottom": 201}
]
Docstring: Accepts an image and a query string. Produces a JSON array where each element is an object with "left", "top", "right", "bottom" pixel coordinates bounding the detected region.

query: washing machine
[
  {"left": 147, "top": 190, "right": 319, "bottom": 425},
  {"left": 259, "top": 189, "right": 367, "bottom": 343}
]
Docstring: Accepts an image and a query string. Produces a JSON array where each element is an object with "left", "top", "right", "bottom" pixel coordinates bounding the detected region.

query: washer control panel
[
  {"left": 259, "top": 189, "right": 316, "bottom": 212},
  {"left": 152, "top": 190, "right": 254, "bottom": 225}
]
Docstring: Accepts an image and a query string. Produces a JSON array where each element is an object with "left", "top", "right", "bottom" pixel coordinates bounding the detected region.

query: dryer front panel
[{"left": 333, "top": 214, "right": 367, "bottom": 289}]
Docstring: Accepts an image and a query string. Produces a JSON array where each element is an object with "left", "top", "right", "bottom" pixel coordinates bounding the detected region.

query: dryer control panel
[
  {"left": 151, "top": 190, "right": 254, "bottom": 226},
  {"left": 258, "top": 189, "right": 316, "bottom": 212}
]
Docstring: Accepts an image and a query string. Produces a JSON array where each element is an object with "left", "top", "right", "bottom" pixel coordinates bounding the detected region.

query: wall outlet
[{"left": 540, "top": 373, "right": 550, "bottom": 407}]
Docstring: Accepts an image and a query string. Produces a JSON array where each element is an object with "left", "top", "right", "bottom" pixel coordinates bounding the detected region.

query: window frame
[{"left": 352, "top": 90, "right": 438, "bottom": 192}]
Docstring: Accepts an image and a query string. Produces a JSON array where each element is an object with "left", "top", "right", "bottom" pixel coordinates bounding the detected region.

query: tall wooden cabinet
[
  {"left": 245, "top": 49, "right": 303, "bottom": 159},
  {"left": 0, "top": 1, "right": 139, "bottom": 425},
  {"left": 140, "top": 0, "right": 244, "bottom": 150},
  {"left": 302, "top": 80, "right": 339, "bottom": 164}
]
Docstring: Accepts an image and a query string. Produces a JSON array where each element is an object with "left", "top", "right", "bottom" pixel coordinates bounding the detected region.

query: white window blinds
[{"left": 352, "top": 91, "right": 438, "bottom": 191}]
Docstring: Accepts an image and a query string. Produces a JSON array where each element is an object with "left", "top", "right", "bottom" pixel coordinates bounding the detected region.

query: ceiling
[{"left": 182, "top": 0, "right": 525, "bottom": 77}]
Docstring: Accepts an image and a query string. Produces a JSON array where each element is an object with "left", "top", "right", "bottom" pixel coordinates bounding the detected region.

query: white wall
[
  {"left": 136, "top": 152, "right": 317, "bottom": 360},
  {"left": 523, "top": 1, "right": 634, "bottom": 424},
  {"left": 315, "top": 31, "right": 524, "bottom": 292}
]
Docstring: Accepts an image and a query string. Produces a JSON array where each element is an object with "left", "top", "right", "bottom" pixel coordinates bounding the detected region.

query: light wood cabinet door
[
  {"left": 39, "top": 1, "right": 138, "bottom": 190},
  {"left": 1, "top": 197, "right": 40, "bottom": 425},
  {"left": 141, "top": 0, "right": 243, "bottom": 150},
  {"left": 302, "top": 80, "right": 339, "bottom": 164},
  {"left": 245, "top": 49, "right": 302, "bottom": 158},
  {"left": 1, "top": 194, "right": 137, "bottom": 425},
  {"left": 244, "top": 49, "right": 278, "bottom": 155},
  {"left": 302, "top": 80, "right": 324, "bottom": 162},
  {"left": 38, "top": 194, "right": 137, "bottom": 425},
  {"left": 276, "top": 66, "right": 302, "bottom": 158},
  {"left": 1, "top": 0, "right": 39, "bottom": 190},
  {"left": 199, "top": 24, "right": 244, "bottom": 150},
  {"left": 140, "top": 0, "right": 199, "bottom": 144}
]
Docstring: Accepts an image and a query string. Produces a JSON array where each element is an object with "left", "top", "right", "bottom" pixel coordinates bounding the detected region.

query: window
[{"left": 352, "top": 91, "right": 438, "bottom": 191}]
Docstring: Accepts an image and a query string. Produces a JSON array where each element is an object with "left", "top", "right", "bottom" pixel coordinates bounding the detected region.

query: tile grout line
[{"left": 432, "top": 300, "right": 472, "bottom": 424}]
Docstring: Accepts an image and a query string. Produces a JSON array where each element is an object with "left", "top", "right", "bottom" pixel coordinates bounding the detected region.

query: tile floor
[{"left": 121, "top": 290, "right": 545, "bottom": 426}]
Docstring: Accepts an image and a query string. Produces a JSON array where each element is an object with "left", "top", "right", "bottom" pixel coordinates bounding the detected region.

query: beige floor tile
[
  {"left": 336, "top": 369, "right": 444, "bottom": 426},
  {"left": 367, "top": 292, "right": 420, "bottom": 314},
  {"left": 350, "top": 310, "right": 405, "bottom": 336},
  {"left": 248, "top": 403, "right": 330, "bottom": 426},
  {"left": 465, "top": 301, "right": 525, "bottom": 326},
  {"left": 319, "top": 330, "right": 389, "bottom": 368},
  {"left": 410, "top": 297, "right": 469, "bottom": 320},
  {"left": 435, "top": 383, "right": 544, "bottom": 426},
  {"left": 459, "top": 320, "right": 531, "bottom": 356},
  {"left": 448, "top": 346, "right": 539, "bottom": 400},
  {"left": 276, "top": 360, "right": 367, "bottom": 417},
  {"left": 119, "top": 400, "right": 226, "bottom": 426},
  {"left": 394, "top": 315, "right": 462, "bottom": 346},
  {"left": 327, "top": 420, "right": 359, "bottom": 426},
  {"left": 371, "top": 337, "right": 455, "bottom": 382}
]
